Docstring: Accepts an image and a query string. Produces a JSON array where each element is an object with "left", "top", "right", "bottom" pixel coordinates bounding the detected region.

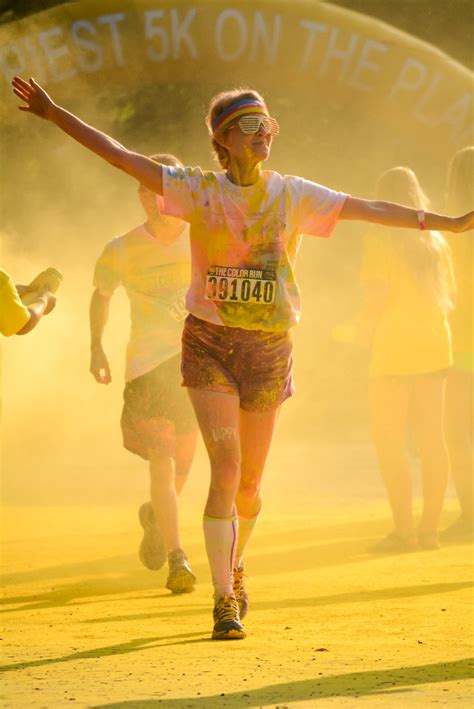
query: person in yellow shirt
[
  {"left": 0, "top": 269, "right": 56, "bottom": 336},
  {"left": 359, "top": 167, "right": 454, "bottom": 552},
  {"left": 443, "top": 146, "right": 474, "bottom": 542}
]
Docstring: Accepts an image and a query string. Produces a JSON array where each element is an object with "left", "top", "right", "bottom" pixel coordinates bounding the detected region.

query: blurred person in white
[
  {"left": 442, "top": 146, "right": 474, "bottom": 543},
  {"left": 90, "top": 154, "right": 198, "bottom": 594},
  {"left": 359, "top": 167, "right": 454, "bottom": 552},
  {"left": 0, "top": 269, "right": 56, "bottom": 336}
]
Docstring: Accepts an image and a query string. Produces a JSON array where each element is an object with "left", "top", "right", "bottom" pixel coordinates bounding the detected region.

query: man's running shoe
[
  {"left": 138, "top": 502, "right": 167, "bottom": 570},
  {"left": 212, "top": 594, "right": 246, "bottom": 640},
  {"left": 233, "top": 564, "right": 249, "bottom": 620},
  {"left": 165, "top": 548, "right": 196, "bottom": 594}
]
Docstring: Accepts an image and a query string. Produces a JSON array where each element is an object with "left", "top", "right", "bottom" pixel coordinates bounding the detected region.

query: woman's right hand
[{"left": 12, "top": 76, "right": 56, "bottom": 121}]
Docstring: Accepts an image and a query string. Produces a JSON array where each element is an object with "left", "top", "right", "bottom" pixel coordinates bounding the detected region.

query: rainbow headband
[{"left": 211, "top": 98, "right": 268, "bottom": 133}]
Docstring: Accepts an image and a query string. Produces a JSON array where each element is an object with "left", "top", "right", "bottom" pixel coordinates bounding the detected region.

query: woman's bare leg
[
  {"left": 235, "top": 406, "right": 280, "bottom": 564},
  {"left": 187, "top": 388, "right": 241, "bottom": 596},
  {"left": 411, "top": 375, "right": 449, "bottom": 542},
  {"left": 445, "top": 370, "right": 474, "bottom": 522},
  {"left": 369, "top": 376, "right": 415, "bottom": 539}
]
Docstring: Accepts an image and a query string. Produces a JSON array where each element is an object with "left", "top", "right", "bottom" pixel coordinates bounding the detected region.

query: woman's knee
[
  {"left": 209, "top": 457, "right": 241, "bottom": 495},
  {"left": 238, "top": 468, "right": 262, "bottom": 499}
]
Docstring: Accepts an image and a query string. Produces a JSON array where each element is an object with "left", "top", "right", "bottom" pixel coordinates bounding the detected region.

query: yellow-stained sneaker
[
  {"left": 165, "top": 548, "right": 196, "bottom": 594},
  {"left": 138, "top": 502, "right": 167, "bottom": 570},
  {"left": 233, "top": 564, "right": 249, "bottom": 620},
  {"left": 212, "top": 594, "right": 246, "bottom": 640}
]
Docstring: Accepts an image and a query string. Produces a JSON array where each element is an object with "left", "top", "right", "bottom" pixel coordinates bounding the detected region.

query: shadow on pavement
[
  {"left": 88, "top": 658, "right": 474, "bottom": 707},
  {"left": 1, "top": 582, "right": 472, "bottom": 674}
]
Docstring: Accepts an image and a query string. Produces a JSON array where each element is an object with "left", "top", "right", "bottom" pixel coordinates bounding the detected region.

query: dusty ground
[{"left": 1, "top": 500, "right": 473, "bottom": 708}]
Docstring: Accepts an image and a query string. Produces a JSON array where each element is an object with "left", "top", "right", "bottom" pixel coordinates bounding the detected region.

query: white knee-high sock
[
  {"left": 203, "top": 514, "right": 238, "bottom": 598},
  {"left": 235, "top": 512, "right": 259, "bottom": 568}
]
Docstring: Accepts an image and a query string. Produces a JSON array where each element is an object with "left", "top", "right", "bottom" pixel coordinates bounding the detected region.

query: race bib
[{"left": 205, "top": 266, "right": 276, "bottom": 305}]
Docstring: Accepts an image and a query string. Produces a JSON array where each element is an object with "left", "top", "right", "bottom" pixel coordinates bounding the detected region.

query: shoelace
[
  {"left": 233, "top": 567, "right": 245, "bottom": 596},
  {"left": 216, "top": 595, "right": 239, "bottom": 622}
]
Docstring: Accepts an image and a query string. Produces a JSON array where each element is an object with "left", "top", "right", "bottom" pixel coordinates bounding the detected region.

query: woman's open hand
[{"left": 12, "top": 76, "right": 56, "bottom": 120}]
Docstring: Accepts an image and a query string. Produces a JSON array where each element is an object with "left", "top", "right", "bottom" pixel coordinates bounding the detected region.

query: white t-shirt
[
  {"left": 162, "top": 167, "right": 347, "bottom": 331},
  {"left": 93, "top": 223, "right": 190, "bottom": 381}
]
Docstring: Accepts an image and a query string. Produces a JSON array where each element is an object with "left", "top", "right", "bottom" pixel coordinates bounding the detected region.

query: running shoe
[
  {"left": 165, "top": 548, "right": 196, "bottom": 594},
  {"left": 369, "top": 531, "right": 418, "bottom": 553},
  {"left": 212, "top": 594, "right": 246, "bottom": 640},
  {"left": 233, "top": 564, "right": 249, "bottom": 620},
  {"left": 138, "top": 502, "right": 167, "bottom": 570}
]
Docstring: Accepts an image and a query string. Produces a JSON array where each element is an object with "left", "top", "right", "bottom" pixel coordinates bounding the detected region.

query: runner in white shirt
[
  {"left": 12, "top": 76, "right": 474, "bottom": 640},
  {"left": 90, "top": 154, "right": 198, "bottom": 594}
]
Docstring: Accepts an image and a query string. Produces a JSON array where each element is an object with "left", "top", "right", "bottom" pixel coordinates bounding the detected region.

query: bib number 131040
[{"left": 205, "top": 266, "right": 276, "bottom": 305}]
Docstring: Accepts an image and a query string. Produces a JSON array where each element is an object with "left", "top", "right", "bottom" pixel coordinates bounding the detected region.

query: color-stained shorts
[
  {"left": 181, "top": 314, "right": 294, "bottom": 412},
  {"left": 121, "top": 353, "right": 197, "bottom": 461}
]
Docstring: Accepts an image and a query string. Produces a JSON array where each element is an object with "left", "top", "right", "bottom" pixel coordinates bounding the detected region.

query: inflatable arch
[{"left": 1, "top": 0, "right": 473, "bottom": 188}]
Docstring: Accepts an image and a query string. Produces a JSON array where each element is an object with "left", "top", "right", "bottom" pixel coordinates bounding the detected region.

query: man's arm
[
  {"left": 340, "top": 197, "right": 473, "bottom": 233},
  {"left": 89, "top": 289, "right": 112, "bottom": 384},
  {"left": 12, "top": 76, "right": 164, "bottom": 195}
]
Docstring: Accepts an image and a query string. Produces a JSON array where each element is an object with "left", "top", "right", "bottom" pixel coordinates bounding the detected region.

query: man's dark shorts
[{"left": 121, "top": 353, "right": 197, "bottom": 460}]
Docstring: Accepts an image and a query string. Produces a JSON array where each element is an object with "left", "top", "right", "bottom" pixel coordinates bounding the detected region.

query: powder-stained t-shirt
[
  {"left": 0, "top": 269, "right": 30, "bottom": 336},
  {"left": 93, "top": 223, "right": 191, "bottom": 382},
  {"left": 161, "top": 167, "right": 347, "bottom": 332},
  {"left": 360, "top": 228, "right": 453, "bottom": 377}
]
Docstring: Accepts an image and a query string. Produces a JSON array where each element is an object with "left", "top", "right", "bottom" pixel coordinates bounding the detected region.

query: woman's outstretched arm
[
  {"left": 340, "top": 196, "right": 473, "bottom": 233},
  {"left": 12, "top": 76, "right": 163, "bottom": 195}
]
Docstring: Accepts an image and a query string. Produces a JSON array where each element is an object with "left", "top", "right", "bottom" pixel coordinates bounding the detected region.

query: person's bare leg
[
  {"left": 369, "top": 376, "right": 416, "bottom": 542},
  {"left": 149, "top": 451, "right": 181, "bottom": 552},
  {"left": 188, "top": 389, "right": 241, "bottom": 518},
  {"left": 411, "top": 374, "right": 449, "bottom": 546},
  {"left": 235, "top": 406, "right": 280, "bottom": 562},
  {"left": 145, "top": 431, "right": 198, "bottom": 593},
  {"left": 445, "top": 370, "right": 474, "bottom": 522},
  {"left": 174, "top": 430, "right": 199, "bottom": 495},
  {"left": 187, "top": 387, "right": 245, "bottom": 639},
  {"left": 187, "top": 388, "right": 241, "bottom": 585},
  {"left": 232, "top": 406, "right": 280, "bottom": 618}
]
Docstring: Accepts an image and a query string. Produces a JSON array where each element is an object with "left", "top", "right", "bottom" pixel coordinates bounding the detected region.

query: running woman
[
  {"left": 12, "top": 76, "right": 474, "bottom": 640},
  {"left": 90, "top": 154, "right": 198, "bottom": 593},
  {"left": 359, "top": 167, "right": 454, "bottom": 552}
]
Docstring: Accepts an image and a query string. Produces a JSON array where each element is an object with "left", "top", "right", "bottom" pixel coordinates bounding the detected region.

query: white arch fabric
[{"left": 0, "top": 0, "right": 472, "bottom": 173}]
